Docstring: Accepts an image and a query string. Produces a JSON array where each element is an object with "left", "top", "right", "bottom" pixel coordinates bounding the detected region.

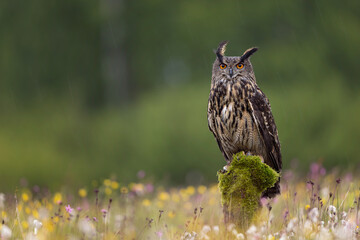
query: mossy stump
[{"left": 217, "top": 152, "right": 279, "bottom": 228}]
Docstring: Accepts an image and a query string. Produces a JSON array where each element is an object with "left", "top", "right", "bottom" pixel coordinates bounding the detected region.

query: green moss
[{"left": 217, "top": 152, "right": 279, "bottom": 227}]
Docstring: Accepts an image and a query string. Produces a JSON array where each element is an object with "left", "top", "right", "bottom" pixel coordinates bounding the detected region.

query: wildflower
[
  {"left": 93, "top": 217, "right": 98, "bottom": 222},
  {"left": 286, "top": 218, "right": 298, "bottom": 233},
  {"left": 53, "top": 192, "right": 62, "bottom": 204},
  {"left": 308, "top": 208, "right": 319, "bottom": 223},
  {"left": 111, "top": 181, "right": 119, "bottom": 189},
  {"left": 65, "top": 204, "right": 74, "bottom": 214},
  {"left": 0, "top": 193, "right": 4, "bottom": 208},
  {"left": 328, "top": 205, "right": 338, "bottom": 222},
  {"left": 21, "top": 221, "right": 29, "bottom": 230},
  {"left": 142, "top": 199, "right": 151, "bottom": 207},
  {"left": 171, "top": 193, "right": 180, "bottom": 203},
  {"left": 137, "top": 170, "right": 146, "bottom": 179},
  {"left": 101, "top": 209, "right": 107, "bottom": 214},
  {"left": 0, "top": 225, "right": 12, "bottom": 239},
  {"left": 246, "top": 225, "right": 259, "bottom": 239},
  {"left": 120, "top": 187, "right": 128, "bottom": 194},
  {"left": 202, "top": 225, "right": 211, "bottom": 234},
  {"left": 145, "top": 183, "right": 154, "bottom": 193},
  {"left": 78, "top": 219, "right": 96, "bottom": 238},
  {"left": 236, "top": 233, "right": 245, "bottom": 239},
  {"left": 33, "top": 219, "right": 42, "bottom": 235},
  {"left": 305, "top": 204, "right": 310, "bottom": 210},
  {"left": 186, "top": 186, "right": 195, "bottom": 195},
  {"left": 158, "top": 192, "right": 170, "bottom": 201},
  {"left": 105, "top": 187, "right": 112, "bottom": 195},
  {"left": 103, "top": 179, "right": 111, "bottom": 186},
  {"left": 21, "top": 192, "right": 29, "bottom": 202},
  {"left": 156, "top": 231, "right": 163, "bottom": 238},
  {"left": 168, "top": 211, "right": 175, "bottom": 218},
  {"left": 197, "top": 185, "right": 207, "bottom": 194},
  {"left": 213, "top": 226, "right": 219, "bottom": 235},
  {"left": 78, "top": 188, "right": 87, "bottom": 198}
]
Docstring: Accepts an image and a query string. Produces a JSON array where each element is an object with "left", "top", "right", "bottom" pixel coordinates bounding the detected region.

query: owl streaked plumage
[{"left": 207, "top": 41, "right": 282, "bottom": 198}]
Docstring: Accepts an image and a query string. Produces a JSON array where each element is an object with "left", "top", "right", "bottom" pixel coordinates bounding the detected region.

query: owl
[{"left": 207, "top": 41, "right": 282, "bottom": 198}]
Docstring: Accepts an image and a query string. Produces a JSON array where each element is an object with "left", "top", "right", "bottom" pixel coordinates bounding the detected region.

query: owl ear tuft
[
  {"left": 215, "top": 40, "right": 228, "bottom": 63},
  {"left": 240, "top": 47, "right": 258, "bottom": 62}
]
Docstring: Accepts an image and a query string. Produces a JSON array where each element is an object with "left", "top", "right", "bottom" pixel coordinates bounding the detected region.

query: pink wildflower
[{"left": 65, "top": 204, "right": 74, "bottom": 214}]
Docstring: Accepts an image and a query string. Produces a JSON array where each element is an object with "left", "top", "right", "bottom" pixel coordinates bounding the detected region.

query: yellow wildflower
[
  {"left": 111, "top": 181, "right": 119, "bottom": 189},
  {"left": 21, "top": 221, "right": 29, "bottom": 230},
  {"left": 197, "top": 185, "right": 207, "bottom": 194},
  {"left": 53, "top": 192, "right": 62, "bottom": 204},
  {"left": 142, "top": 199, "right": 151, "bottom": 207},
  {"left": 158, "top": 192, "right": 170, "bottom": 201},
  {"left": 171, "top": 194, "right": 180, "bottom": 203},
  {"left": 44, "top": 220, "right": 54, "bottom": 232},
  {"left": 157, "top": 201, "right": 164, "bottom": 208},
  {"left": 32, "top": 209, "right": 39, "bottom": 219},
  {"left": 78, "top": 188, "right": 87, "bottom": 198},
  {"left": 121, "top": 187, "right": 128, "bottom": 194},
  {"left": 104, "top": 179, "right": 111, "bottom": 187},
  {"left": 22, "top": 193, "right": 29, "bottom": 202},
  {"left": 305, "top": 204, "right": 310, "bottom": 210},
  {"left": 1, "top": 211, "right": 7, "bottom": 218},
  {"left": 105, "top": 187, "right": 112, "bottom": 195},
  {"left": 25, "top": 207, "right": 31, "bottom": 215},
  {"left": 168, "top": 211, "right": 176, "bottom": 218},
  {"left": 186, "top": 186, "right": 195, "bottom": 195}
]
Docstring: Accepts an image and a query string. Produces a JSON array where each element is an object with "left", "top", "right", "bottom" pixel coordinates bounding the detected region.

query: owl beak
[{"left": 229, "top": 68, "right": 233, "bottom": 78}]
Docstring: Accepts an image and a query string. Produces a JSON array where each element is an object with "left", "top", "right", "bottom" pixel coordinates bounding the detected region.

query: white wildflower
[
  {"left": 236, "top": 233, "right": 245, "bottom": 239},
  {"left": 181, "top": 231, "right": 197, "bottom": 240},
  {"left": 33, "top": 219, "right": 42, "bottom": 235},
  {"left": 246, "top": 225, "right": 257, "bottom": 235},
  {"left": 0, "top": 193, "right": 5, "bottom": 209},
  {"left": 304, "top": 220, "right": 313, "bottom": 235},
  {"left": 227, "top": 223, "right": 235, "bottom": 232},
  {"left": 78, "top": 219, "right": 96, "bottom": 238},
  {"left": 212, "top": 225, "right": 219, "bottom": 235},
  {"left": 202, "top": 225, "right": 211, "bottom": 234},
  {"left": 309, "top": 207, "right": 319, "bottom": 223},
  {"left": 328, "top": 205, "right": 338, "bottom": 222},
  {"left": 0, "top": 225, "right": 12, "bottom": 239},
  {"left": 316, "top": 227, "right": 332, "bottom": 240},
  {"left": 287, "top": 218, "right": 298, "bottom": 233},
  {"left": 246, "top": 225, "right": 260, "bottom": 240},
  {"left": 341, "top": 211, "right": 347, "bottom": 220},
  {"left": 279, "top": 233, "right": 287, "bottom": 240}
]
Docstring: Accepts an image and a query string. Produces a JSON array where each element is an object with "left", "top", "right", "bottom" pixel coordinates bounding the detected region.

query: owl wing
[
  {"left": 247, "top": 88, "right": 282, "bottom": 172},
  {"left": 207, "top": 91, "right": 231, "bottom": 162}
]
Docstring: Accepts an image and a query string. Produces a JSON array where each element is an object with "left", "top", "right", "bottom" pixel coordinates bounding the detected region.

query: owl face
[
  {"left": 212, "top": 56, "right": 250, "bottom": 80},
  {"left": 211, "top": 41, "right": 258, "bottom": 85}
]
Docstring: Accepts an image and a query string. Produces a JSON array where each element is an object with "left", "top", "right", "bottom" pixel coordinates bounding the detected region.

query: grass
[{"left": 0, "top": 163, "right": 360, "bottom": 239}]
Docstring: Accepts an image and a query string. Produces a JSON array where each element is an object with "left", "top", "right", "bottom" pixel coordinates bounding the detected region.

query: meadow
[{"left": 1, "top": 163, "right": 359, "bottom": 239}]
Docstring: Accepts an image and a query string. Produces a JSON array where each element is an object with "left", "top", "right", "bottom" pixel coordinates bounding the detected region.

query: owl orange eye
[
  {"left": 236, "top": 63, "right": 244, "bottom": 69},
  {"left": 219, "top": 64, "right": 227, "bottom": 69}
]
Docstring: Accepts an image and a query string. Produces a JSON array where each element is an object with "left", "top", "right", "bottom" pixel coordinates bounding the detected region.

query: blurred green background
[{"left": 1, "top": 0, "right": 360, "bottom": 190}]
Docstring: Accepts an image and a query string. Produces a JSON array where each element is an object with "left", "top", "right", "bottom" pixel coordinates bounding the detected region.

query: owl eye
[
  {"left": 236, "top": 63, "right": 244, "bottom": 69},
  {"left": 219, "top": 64, "right": 227, "bottom": 69}
]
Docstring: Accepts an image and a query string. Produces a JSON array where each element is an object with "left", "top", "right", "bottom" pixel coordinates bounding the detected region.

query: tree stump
[{"left": 217, "top": 152, "right": 279, "bottom": 228}]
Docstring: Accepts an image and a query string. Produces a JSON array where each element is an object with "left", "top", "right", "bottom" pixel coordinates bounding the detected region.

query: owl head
[{"left": 212, "top": 41, "right": 258, "bottom": 85}]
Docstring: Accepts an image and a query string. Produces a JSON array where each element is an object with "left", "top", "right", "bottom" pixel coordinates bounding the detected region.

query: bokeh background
[{"left": 1, "top": 0, "right": 360, "bottom": 191}]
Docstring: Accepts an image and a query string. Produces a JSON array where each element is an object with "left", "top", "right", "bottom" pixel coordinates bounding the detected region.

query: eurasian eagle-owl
[{"left": 207, "top": 41, "right": 282, "bottom": 198}]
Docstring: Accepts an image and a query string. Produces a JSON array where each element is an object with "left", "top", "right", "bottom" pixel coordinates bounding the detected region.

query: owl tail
[{"left": 261, "top": 178, "right": 280, "bottom": 198}]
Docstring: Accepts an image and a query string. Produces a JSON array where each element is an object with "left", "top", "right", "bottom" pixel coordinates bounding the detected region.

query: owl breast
[{"left": 208, "top": 79, "right": 264, "bottom": 161}]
